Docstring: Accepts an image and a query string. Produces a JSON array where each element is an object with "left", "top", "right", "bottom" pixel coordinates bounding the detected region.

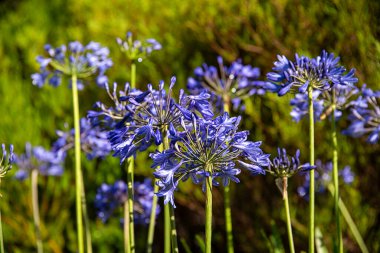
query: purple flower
[
  {"left": 32, "top": 41, "right": 112, "bottom": 88},
  {"left": 95, "top": 179, "right": 160, "bottom": 225},
  {"left": 1, "top": 143, "right": 14, "bottom": 178},
  {"left": 267, "top": 50, "right": 358, "bottom": 96},
  {"left": 343, "top": 85, "right": 380, "bottom": 143},
  {"left": 14, "top": 143, "right": 65, "bottom": 180},
  {"left": 116, "top": 32, "right": 161, "bottom": 62},
  {"left": 151, "top": 113, "right": 268, "bottom": 207},
  {"left": 187, "top": 57, "right": 269, "bottom": 112}
]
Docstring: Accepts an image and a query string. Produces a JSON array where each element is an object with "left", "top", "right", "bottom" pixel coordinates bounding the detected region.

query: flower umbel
[{"left": 151, "top": 113, "right": 269, "bottom": 207}]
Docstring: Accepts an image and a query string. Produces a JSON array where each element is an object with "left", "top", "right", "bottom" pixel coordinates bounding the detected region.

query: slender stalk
[
  {"left": 147, "top": 182, "right": 159, "bottom": 253},
  {"left": 0, "top": 179, "right": 4, "bottom": 253},
  {"left": 131, "top": 62, "right": 136, "bottom": 89},
  {"left": 127, "top": 158, "right": 135, "bottom": 253},
  {"left": 223, "top": 99, "right": 234, "bottom": 253},
  {"left": 164, "top": 204, "right": 171, "bottom": 252},
  {"left": 308, "top": 85, "right": 315, "bottom": 253},
  {"left": 327, "top": 184, "right": 369, "bottom": 253},
  {"left": 124, "top": 197, "right": 131, "bottom": 253},
  {"left": 32, "top": 170, "right": 43, "bottom": 253},
  {"left": 80, "top": 175, "right": 92, "bottom": 253},
  {"left": 71, "top": 74, "right": 84, "bottom": 253},
  {"left": 205, "top": 164, "right": 213, "bottom": 253},
  {"left": 283, "top": 177, "right": 295, "bottom": 253},
  {"left": 332, "top": 102, "right": 343, "bottom": 253}
]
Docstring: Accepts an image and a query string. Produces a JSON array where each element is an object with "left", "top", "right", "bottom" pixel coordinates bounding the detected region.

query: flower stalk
[
  {"left": 0, "top": 179, "right": 4, "bottom": 253},
  {"left": 32, "top": 170, "right": 43, "bottom": 253},
  {"left": 205, "top": 163, "right": 213, "bottom": 253},
  {"left": 124, "top": 195, "right": 131, "bottom": 253},
  {"left": 308, "top": 85, "right": 315, "bottom": 253},
  {"left": 282, "top": 177, "right": 295, "bottom": 253}
]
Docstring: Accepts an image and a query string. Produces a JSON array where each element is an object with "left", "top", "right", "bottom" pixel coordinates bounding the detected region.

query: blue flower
[
  {"left": 32, "top": 41, "right": 112, "bottom": 88},
  {"left": 298, "top": 160, "right": 354, "bottom": 200},
  {"left": 1, "top": 143, "right": 14, "bottom": 178},
  {"left": 151, "top": 113, "right": 268, "bottom": 207},
  {"left": 343, "top": 85, "right": 380, "bottom": 143},
  {"left": 108, "top": 77, "right": 214, "bottom": 163},
  {"left": 267, "top": 50, "right": 358, "bottom": 96},
  {"left": 187, "top": 56, "right": 269, "bottom": 112},
  {"left": 116, "top": 32, "right": 161, "bottom": 62},
  {"left": 95, "top": 179, "right": 160, "bottom": 225},
  {"left": 14, "top": 143, "right": 65, "bottom": 180},
  {"left": 52, "top": 118, "right": 111, "bottom": 160}
]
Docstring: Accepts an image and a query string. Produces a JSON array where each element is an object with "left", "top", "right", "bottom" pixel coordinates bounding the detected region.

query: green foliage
[{"left": 0, "top": 0, "right": 379, "bottom": 252}]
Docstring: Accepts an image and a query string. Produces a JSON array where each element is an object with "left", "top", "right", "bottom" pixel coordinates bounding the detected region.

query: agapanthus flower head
[
  {"left": 95, "top": 178, "right": 160, "bottom": 225},
  {"left": 108, "top": 77, "right": 214, "bottom": 163},
  {"left": 116, "top": 32, "right": 161, "bottom": 62},
  {"left": 14, "top": 143, "right": 65, "bottom": 180},
  {"left": 343, "top": 85, "right": 380, "bottom": 143},
  {"left": 0, "top": 144, "right": 14, "bottom": 178},
  {"left": 290, "top": 84, "right": 359, "bottom": 122},
  {"left": 32, "top": 41, "right": 112, "bottom": 88},
  {"left": 298, "top": 160, "right": 354, "bottom": 200},
  {"left": 187, "top": 56, "right": 269, "bottom": 111},
  {"left": 52, "top": 118, "right": 111, "bottom": 160},
  {"left": 267, "top": 50, "right": 358, "bottom": 96},
  {"left": 151, "top": 112, "right": 269, "bottom": 207}
]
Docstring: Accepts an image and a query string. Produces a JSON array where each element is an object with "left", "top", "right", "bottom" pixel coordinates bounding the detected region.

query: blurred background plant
[{"left": 0, "top": 0, "right": 379, "bottom": 252}]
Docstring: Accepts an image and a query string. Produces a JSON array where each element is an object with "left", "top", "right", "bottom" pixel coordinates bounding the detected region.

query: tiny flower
[
  {"left": 187, "top": 56, "right": 269, "bottom": 112},
  {"left": 14, "top": 143, "right": 65, "bottom": 180},
  {"left": 116, "top": 32, "right": 161, "bottom": 62},
  {"left": 267, "top": 50, "right": 358, "bottom": 96},
  {"left": 343, "top": 85, "right": 380, "bottom": 143},
  {"left": 151, "top": 113, "right": 268, "bottom": 207},
  {"left": 95, "top": 178, "right": 160, "bottom": 225},
  {"left": 52, "top": 118, "right": 111, "bottom": 160},
  {"left": 32, "top": 41, "right": 112, "bottom": 88},
  {"left": 0, "top": 144, "right": 14, "bottom": 178},
  {"left": 298, "top": 160, "right": 354, "bottom": 199}
]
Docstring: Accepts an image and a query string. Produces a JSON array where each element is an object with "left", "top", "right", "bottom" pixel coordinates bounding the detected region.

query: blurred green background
[{"left": 0, "top": 0, "right": 379, "bottom": 252}]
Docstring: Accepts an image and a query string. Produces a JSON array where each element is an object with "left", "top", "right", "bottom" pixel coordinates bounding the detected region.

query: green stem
[
  {"left": 124, "top": 198, "right": 131, "bottom": 253},
  {"left": 80, "top": 175, "right": 92, "bottom": 253},
  {"left": 283, "top": 177, "right": 295, "bottom": 253},
  {"left": 223, "top": 100, "right": 234, "bottom": 253},
  {"left": 131, "top": 62, "right": 136, "bottom": 89},
  {"left": 327, "top": 184, "right": 369, "bottom": 253},
  {"left": 0, "top": 179, "right": 4, "bottom": 253},
  {"left": 72, "top": 74, "right": 84, "bottom": 253},
  {"left": 205, "top": 164, "right": 213, "bottom": 253},
  {"left": 127, "top": 158, "right": 135, "bottom": 253},
  {"left": 164, "top": 205, "right": 171, "bottom": 253},
  {"left": 332, "top": 104, "right": 343, "bottom": 253},
  {"left": 146, "top": 182, "right": 159, "bottom": 253},
  {"left": 308, "top": 85, "right": 315, "bottom": 253},
  {"left": 32, "top": 170, "right": 43, "bottom": 253}
]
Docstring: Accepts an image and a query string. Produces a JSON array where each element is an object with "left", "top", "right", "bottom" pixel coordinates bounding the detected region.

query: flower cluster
[
  {"left": 151, "top": 113, "right": 269, "bottom": 207},
  {"left": 298, "top": 160, "right": 354, "bottom": 199},
  {"left": 32, "top": 41, "right": 112, "bottom": 89},
  {"left": 108, "top": 77, "right": 214, "bottom": 163},
  {"left": 187, "top": 57, "right": 268, "bottom": 111},
  {"left": 53, "top": 118, "right": 111, "bottom": 160},
  {"left": 14, "top": 143, "right": 65, "bottom": 180},
  {"left": 95, "top": 179, "right": 159, "bottom": 225},
  {"left": 117, "top": 32, "right": 161, "bottom": 62},
  {"left": 343, "top": 85, "right": 380, "bottom": 143},
  {"left": 1, "top": 144, "right": 14, "bottom": 178},
  {"left": 267, "top": 50, "right": 358, "bottom": 96}
]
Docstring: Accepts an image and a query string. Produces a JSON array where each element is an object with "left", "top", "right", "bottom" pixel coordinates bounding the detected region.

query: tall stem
[
  {"left": 80, "top": 175, "right": 92, "bottom": 253},
  {"left": 222, "top": 100, "right": 234, "bottom": 253},
  {"left": 131, "top": 62, "right": 136, "bottom": 89},
  {"left": 32, "top": 170, "right": 43, "bottom": 253},
  {"left": 164, "top": 205, "right": 170, "bottom": 253},
  {"left": 71, "top": 74, "right": 84, "bottom": 253},
  {"left": 332, "top": 103, "right": 343, "bottom": 253},
  {"left": 327, "top": 184, "right": 369, "bottom": 253},
  {"left": 308, "top": 86, "right": 315, "bottom": 253},
  {"left": 124, "top": 197, "right": 131, "bottom": 253},
  {"left": 147, "top": 182, "right": 159, "bottom": 253},
  {"left": 0, "top": 179, "right": 4, "bottom": 253},
  {"left": 205, "top": 164, "right": 213, "bottom": 253},
  {"left": 283, "top": 177, "right": 295, "bottom": 253},
  {"left": 127, "top": 158, "right": 135, "bottom": 253}
]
